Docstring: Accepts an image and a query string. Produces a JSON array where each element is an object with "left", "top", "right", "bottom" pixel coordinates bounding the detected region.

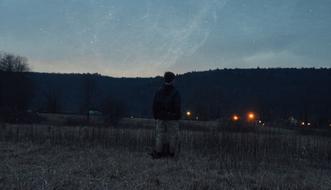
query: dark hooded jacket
[{"left": 153, "top": 84, "right": 181, "bottom": 120}]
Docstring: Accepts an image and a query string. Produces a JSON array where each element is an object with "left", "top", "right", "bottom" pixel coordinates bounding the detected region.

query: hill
[{"left": 22, "top": 68, "right": 331, "bottom": 125}]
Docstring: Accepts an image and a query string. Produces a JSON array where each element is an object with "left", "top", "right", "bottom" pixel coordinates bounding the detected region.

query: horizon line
[{"left": 25, "top": 67, "right": 331, "bottom": 79}]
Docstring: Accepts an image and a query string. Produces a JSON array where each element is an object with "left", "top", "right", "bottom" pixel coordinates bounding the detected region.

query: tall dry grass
[
  {"left": 1, "top": 120, "right": 331, "bottom": 189},
  {"left": 1, "top": 122, "right": 330, "bottom": 163}
]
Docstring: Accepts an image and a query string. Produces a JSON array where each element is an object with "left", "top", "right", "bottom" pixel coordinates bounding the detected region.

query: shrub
[{"left": 101, "top": 97, "right": 127, "bottom": 126}]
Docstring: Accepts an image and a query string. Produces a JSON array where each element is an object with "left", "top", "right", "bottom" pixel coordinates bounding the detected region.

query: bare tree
[
  {"left": 0, "top": 52, "right": 30, "bottom": 72},
  {"left": 0, "top": 52, "right": 33, "bottom": 122}
]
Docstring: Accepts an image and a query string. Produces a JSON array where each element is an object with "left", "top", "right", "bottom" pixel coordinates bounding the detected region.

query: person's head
[{"left": 164, "top": 71, "right": 175, "bottom": 85}]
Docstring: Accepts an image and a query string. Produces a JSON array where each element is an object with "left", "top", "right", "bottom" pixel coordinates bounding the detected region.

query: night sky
[{"left": 1, "top": 0, "right": 331, "bottom": 77}]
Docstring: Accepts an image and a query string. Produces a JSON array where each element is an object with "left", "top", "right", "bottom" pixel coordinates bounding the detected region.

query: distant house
[{"left": 289, "top": 116, "right": 299, "bottom": 126}]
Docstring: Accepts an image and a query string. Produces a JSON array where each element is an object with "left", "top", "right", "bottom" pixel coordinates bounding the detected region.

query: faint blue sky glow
[{"left": 0, "top": 0, "right": 330, "bottom": 77}]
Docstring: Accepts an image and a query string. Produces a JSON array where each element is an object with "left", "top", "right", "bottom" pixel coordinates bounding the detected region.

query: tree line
[
  {"left": 0, "top": 52, "right": 126, "bottom": 124},
  {"left": 1, "top": 52, "right": 331, "bottom": 127}
]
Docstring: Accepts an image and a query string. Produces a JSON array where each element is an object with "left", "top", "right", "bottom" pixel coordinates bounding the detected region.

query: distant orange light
[
  {"left": 186, "top": 111, "right": 191, "bottom": 117},
  {"left": 232, "top": 115, "right": 239, "bottom": 121},
  {"left": 247, "top": 112, "right": 255, "bottom": 121}
]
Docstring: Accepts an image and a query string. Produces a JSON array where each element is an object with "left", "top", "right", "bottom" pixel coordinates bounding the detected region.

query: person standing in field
[{"left": 151, "top": 71, "right": 181, "bottom": 159}]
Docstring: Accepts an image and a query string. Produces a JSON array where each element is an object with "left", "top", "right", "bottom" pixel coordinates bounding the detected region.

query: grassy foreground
[{"left": 0, "top": 140, "right": 331, "bottom": 190}]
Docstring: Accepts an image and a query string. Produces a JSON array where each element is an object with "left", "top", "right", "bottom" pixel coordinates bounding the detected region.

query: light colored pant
[{"left": 155, "top": 120, "right": 180, "bottom": 154}]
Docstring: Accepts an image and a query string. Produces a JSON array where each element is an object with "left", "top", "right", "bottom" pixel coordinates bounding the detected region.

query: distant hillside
[{"left": 26, "top": 68, "right": 331, "bottom": 124}]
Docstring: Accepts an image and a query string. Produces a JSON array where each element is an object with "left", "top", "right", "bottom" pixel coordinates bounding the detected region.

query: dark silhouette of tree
[
  {"left": 81, "top": 73, "right": 98, "bottom": 122},
  {"left": 101, "top": 97, "right": 127, "bottom": 125},
  {"left": 43, "top": 88, "right": 62, "bottom": 113},
  {"left": 0, "top": 52, "right": 33, "bottom": 122},
  {"left": 0, "top": 52, "right": 30, "bottom": 72}
]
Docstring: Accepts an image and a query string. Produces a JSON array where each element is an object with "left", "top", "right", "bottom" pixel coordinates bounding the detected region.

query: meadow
[{"left": 0, "top": 118, "right": 331, "bottom": 189}]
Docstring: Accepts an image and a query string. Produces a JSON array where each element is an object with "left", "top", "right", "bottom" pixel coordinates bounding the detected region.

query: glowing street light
[
  {"left": 232, "top": 115, "right": 239, "bottom": 121},
  {"left": 186, "top": 111, "right": 192, "bottom": 117},
  {"left": 247, "top": 112, "right": 255, "bottom": 121}
]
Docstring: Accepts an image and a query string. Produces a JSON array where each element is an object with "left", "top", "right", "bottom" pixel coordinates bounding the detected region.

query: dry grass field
[{"left": 1, "top": 119, "right": 331, "bottom": 190}]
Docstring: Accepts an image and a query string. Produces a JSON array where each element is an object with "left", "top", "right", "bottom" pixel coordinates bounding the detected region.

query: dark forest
[{"left": 2, "top": 68, "right": 330, "bottom": 126}]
